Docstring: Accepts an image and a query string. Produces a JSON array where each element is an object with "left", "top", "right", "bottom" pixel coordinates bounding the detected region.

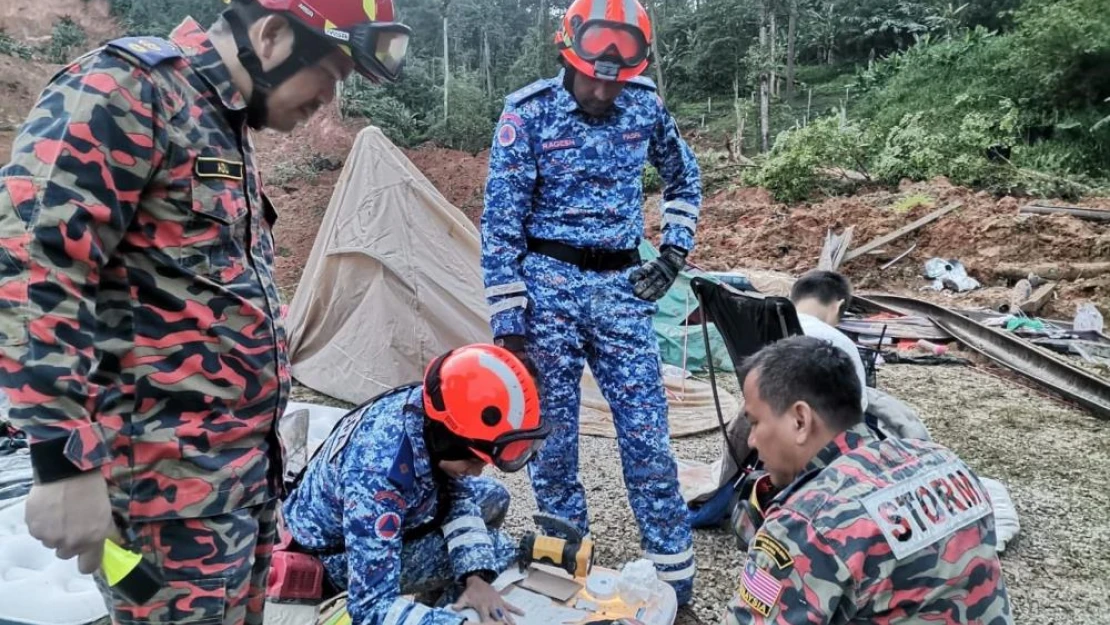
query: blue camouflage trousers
[
  {"left": 320, "top": 477, "right": 519, "bottom": 598},
  {"left": 522, "top": 253, "right": 696, "bottom": 604}
]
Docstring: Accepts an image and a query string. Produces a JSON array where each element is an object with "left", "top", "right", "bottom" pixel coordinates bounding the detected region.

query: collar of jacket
[
  {"left": 170, "top": 17, "right": 248, "bottom": 113},
  {"left": 401, "top": 388, "right": 434, "bottom": 480},
  {"left": 556, "top": 68, "right": 632, "bottom": 116},
  {"left": 770, "top": 422, "right": 876, "bottom": 506}
]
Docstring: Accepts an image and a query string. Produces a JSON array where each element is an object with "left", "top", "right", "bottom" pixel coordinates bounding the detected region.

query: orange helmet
[
  {"left": 422, "top": 344, "right": 547, "bottom": 472},
  {"left": 555, "top": 0, "right": 653, "bottom": 82}
]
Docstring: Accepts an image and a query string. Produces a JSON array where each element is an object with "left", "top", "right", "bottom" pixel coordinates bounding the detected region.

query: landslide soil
[{"left": 260, "top": 112, "right": 1110, "bottom": 321}]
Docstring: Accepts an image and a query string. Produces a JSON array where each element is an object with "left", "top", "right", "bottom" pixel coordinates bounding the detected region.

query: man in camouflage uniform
[
  {"left": 282, "top": 344, "right": 550, "bottom": 625},
  {"left": 722, "top": 336, "right": 1013, "bottom": 624},
  {"left": 479, "top": 0, "right": 700, "bottom": 604},
  {"left": 0, "top": 1, "right": 410, "bottom": 623}
]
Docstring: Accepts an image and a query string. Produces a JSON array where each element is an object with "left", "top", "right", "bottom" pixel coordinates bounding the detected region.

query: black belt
[{"left": 527, "top": 237, "right": 641, "bottom": 272}]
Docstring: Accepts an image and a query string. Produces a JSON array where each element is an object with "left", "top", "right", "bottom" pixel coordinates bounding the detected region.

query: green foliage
[
  {"left": 746, "top": 115, "right": 870, "bottom": 203},
  {"left": 340, "top": 70, "right": 429, "bottom": 147},
  {"left": 0, "top": 29, "right": 34, "bottom": 60},
  {"left": 426, "top": 71, "right": 495, "bottom": 153},
  {"left": 46, "top": 16, "right": 86, "bottom": 64},
  {"left": 107, "top": 0, "right": 222, "bottom": 36},
  {"left": 643, "top": 164, "right": 662, "bottom": 194},
  {"left": 849, "top": 0, "right": 1110, "bottom": 193},
  {"left": 872, "top": 106, "right": 1018, "bottom": 188},
  {"left": 268, "top": 152, "right": 341, "bottom": 188},
  {"left": 891, "top": 192, "right": 935, "bottom": 214}
]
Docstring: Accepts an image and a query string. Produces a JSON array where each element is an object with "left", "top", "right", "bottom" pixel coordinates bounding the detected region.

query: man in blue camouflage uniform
[
  {"left": 479, "top": 0, "right": 700, "bottom": 604},
  {"left": 282, "top": 344, "right": 550, "bottom": 625}
]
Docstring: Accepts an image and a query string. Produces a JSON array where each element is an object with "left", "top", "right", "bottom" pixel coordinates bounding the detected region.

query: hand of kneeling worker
[{"left": 453, "top": 574, "right": 524, "bottom": 624}]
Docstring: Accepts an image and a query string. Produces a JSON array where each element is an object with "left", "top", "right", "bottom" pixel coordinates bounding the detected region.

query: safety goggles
[
  {"left": 466, "top": 423, "right": 551, "bottom": 473},
  {"left": 573, "top": 19, "right": 649, "bottom": 68},
  {"left": 321, "top": 20, "right": 412, "bottom": 83}
]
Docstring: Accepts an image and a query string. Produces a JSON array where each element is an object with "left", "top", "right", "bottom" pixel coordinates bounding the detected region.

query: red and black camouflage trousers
[{"left": 94, "top": 499, "right": 278, "bottom": 624}]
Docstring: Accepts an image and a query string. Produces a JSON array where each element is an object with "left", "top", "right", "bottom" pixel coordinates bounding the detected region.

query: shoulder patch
[
  {"left": 738, "top": 559, "right": 783, "bottom": 617},
  {"left": 861, "top": 458, "right": 992, "bottom": 560},
  {"left": 626, "top": 75, "right": 657, "bottom": 91},
  {"left": 507, "top": 78, "right": 555, "bottom": 106},
  {"left": 387, "top": 435, "right": 416, "bottom": 490},
  {"left": 105, "top": 36, "right": 182, "bottom": 68},
  {"left": 752, "top": 533, "right": 794, "bottom": 570}
]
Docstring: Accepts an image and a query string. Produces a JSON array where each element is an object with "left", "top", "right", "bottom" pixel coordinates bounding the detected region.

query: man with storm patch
[{"left": 721, "top": 336, "right": 1013, "bottom": 625}]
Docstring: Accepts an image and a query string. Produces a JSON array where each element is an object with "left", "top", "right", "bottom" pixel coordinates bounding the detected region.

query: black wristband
[{"left": 29, "top": 435, "right": 87, "bottom": 484}]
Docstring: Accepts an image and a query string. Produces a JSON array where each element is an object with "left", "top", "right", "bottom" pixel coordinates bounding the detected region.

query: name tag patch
[
  {"left": 862, "top": 459, "right": 991, "bottom": 560},
  {"left": 618, "top": 129, "right": 647, "bottom": 143},
  {"left": 541, "top": 137, "right": 580, "bottom": 152},
  {"left": 195, "top": 157, "right": 244, "bottom": 181}
]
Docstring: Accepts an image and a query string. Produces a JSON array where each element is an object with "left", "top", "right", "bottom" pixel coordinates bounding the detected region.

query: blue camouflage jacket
[
  {"left": 281, "top": 386, "right": 495, "bottom": 625},
  {"left": 480, "top": 70, "right": 702, "bottom": 338}
]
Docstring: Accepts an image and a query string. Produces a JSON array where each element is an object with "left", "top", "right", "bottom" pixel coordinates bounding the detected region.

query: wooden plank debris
[
  {"left": 1020, "top": 202, "right": 1110, "bottom": 222},
  {"left": 817, "top": 226, "right": 854, "bottom": 271},
  {"left": 843, "top": 203, "right": 961, "bottom": 263},
  {"left": 1016, "top": 281, "right": 1057, "bottom": 315}
]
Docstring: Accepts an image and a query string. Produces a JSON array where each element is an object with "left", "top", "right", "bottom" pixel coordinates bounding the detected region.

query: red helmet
[
  {"left": 249, "top": 0, "right": 410, "bottom": 83},
  {"left": 555, "top": 0, "right": 652, "bottom": 82},
  {"left": 251, "top": 0, "right": 411, "bottom": 83},
  {"left": 423, "top": 344, "right": 547, "bottom": 472}
]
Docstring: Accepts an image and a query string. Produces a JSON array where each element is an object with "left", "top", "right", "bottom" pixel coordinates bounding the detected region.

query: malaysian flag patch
[{"left": 739, "top": 560, "right": 783, "bottom": 617}]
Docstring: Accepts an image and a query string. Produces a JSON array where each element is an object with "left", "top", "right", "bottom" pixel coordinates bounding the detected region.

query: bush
[
  {"left": 46, "top": 16, "right": 86, "bottom": 64},
  {"left": 0, "top": 29, "right": 34, "bottom": 60},
  {"left": 340, "top": 77, "right": 426, "bottom": 147},
  {"left": 746, "top": 115, "right": 871, "bottom": 203},
  {"left": 425, "top": 72, "right": 496, "bottom": 153},
  {"left": 108, "top": 0, "right": 222, "bottom": 36},
  {"left": 854, "top": 0, "right": 1110, "bottom": 190},
  {"left": 872, "top": 106, "right": 1018, "bottom": 189}
]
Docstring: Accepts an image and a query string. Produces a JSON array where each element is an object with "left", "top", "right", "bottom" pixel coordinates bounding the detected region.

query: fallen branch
[
  {"left": 843, "top": 203, "right": 962, "bottom": 263},
  {"left": 994, "top": 262, "right": 1110, "bottom": 281},
  {"left": 880, "top": 243, "right": 918, "bottom": 270},
  {"left": 1020, "top": 203, "right": 1110, "bottom": 222}
]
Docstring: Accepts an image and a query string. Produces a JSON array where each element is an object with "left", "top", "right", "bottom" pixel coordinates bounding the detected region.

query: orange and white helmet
[
  {"left": 555, "top": 0, "right": 653, "bottom": 82},
  {"left": 422, "top": 344, "right": 548, "bottom": 472}
]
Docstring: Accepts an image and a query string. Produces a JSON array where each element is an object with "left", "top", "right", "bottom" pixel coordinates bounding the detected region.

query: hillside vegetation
[{"left": 0, "top": 0, "right": 1107, "bottom": 203}]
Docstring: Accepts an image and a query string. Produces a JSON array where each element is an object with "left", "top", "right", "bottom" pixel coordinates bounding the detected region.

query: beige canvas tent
[{"left": 284, "top": 126, "right": 738, "bottom": 438}]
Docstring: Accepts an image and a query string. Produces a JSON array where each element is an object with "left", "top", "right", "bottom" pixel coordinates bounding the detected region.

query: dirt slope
[{"left": 0, "top": 0, "right": 117, "bottom": 44}]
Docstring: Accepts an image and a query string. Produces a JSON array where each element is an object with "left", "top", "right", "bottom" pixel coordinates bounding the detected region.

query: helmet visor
[
  {"left": 574, "top": 19, "right": 649, "bottom": 67},
  {"left": 341, "top": 21, "right": 412, "bottom": 83}
]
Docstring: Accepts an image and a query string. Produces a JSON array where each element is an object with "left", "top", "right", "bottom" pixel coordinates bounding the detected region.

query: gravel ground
[{"left": 291, "top": 361, "right": 1110, "bottom": 625}]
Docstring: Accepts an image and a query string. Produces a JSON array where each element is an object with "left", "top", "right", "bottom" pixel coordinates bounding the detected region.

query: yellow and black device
[
  {"left": 101, "top": 517, "right": 164, "bottom": 605},
  {"left": 519, "top": 513, "right": 595, "bottom": 578}
]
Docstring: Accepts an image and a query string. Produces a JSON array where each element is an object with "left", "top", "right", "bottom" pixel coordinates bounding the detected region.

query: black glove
[
  {"left": 629, "top": 245, "right": 687, "bottom": 302},
  {"left": 494, "top": 335, "right": 541, "bottom": 392}
]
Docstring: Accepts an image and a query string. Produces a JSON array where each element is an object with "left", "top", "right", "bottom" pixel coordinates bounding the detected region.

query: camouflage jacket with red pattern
[
  {"left": 722, "top": 424, "right": 1014, "bottom": 625},
  {"left": 0, "top": 18, "right": 291, "bottom": 521}
]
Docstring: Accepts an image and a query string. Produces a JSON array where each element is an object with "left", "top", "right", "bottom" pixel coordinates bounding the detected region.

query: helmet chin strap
[
  {"left": 423, "top": 418, "right": 480, "bottom": 464},
  {"left": 222, "top": 3, "right": 336, "bottom": 129}
]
